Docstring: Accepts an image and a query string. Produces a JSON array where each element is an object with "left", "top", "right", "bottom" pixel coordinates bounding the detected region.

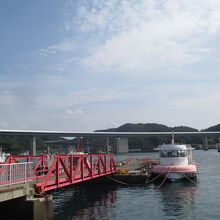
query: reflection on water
[
  {"left": 157, "top": 182, "right": 196, "bottom": 219},
  {"left": 53, "top": 183, "right": 117, "bottom": 220}
]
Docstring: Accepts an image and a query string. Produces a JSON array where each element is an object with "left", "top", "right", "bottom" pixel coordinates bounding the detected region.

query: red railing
[
  {"left": 5, "top": 155, "right": 49, "bottom": 177},
  {"left": 3, "top": 154, "right": 116, "bottom": 193}
]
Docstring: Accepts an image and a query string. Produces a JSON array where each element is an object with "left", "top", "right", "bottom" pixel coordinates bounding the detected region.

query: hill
[
  {"left": 204, "top": 124, "right": 220, "bottom": 131},
  {"left": 96, "top": 123, "right": 201, "bottom": 151}
]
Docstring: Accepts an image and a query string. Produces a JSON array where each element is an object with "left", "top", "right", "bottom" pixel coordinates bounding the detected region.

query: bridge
[
  {"left": 1, "top": 129, "right": 220, "bottom": 136},
  {"left": 0, "top": 129, "right": 219, "bottom": 155}
]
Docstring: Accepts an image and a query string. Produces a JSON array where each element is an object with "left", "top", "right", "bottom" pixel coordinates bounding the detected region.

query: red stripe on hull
[{"left": 152, "top": 164, "right": 197, "bottom": 174}]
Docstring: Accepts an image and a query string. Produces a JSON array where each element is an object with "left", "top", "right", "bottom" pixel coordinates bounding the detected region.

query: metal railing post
[
  {"left": 104, "top": 154, "right": 107, "bottom": 174},
  {"left": 24, "top": 163, "right": 27, "bottom": 183},
  {"left": 9, "top": 164, "right": 12, "bottom": 187},
  {"left": 90, "top": 155, "right": 93, "bottom": 178},
  {"left": 81, "top": 156, "right": 84, "bottom": 180}
]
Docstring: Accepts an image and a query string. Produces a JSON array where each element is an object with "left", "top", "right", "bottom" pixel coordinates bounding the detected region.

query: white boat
[
  {"left": 0, "top": 152, "right": 8, "bottom": 163},
  {"left": 152, "top": 137, "right": 197, "bottom": 181}
]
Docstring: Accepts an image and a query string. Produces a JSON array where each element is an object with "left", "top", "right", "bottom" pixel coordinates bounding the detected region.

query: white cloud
[
  {"left": 65, "top": 108, "right": 84, "bottom": 115},
  {"left": 39, "top": 39, "right": 77, "bottom": 57},
  {"left": 37, "top": 0, "right": 220, "bottom": 74},
  {"left": 70, "top": 0, "right": 220, "bottom": 72}
]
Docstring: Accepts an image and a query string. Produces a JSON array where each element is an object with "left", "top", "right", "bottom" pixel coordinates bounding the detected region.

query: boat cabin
[{"left": 159, "top": 144, "right": 193, "bottom": 166}]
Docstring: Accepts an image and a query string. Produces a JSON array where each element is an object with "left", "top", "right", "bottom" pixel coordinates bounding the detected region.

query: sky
[{"left": 1, "top": 0, "right": 220, "bottom": 131}]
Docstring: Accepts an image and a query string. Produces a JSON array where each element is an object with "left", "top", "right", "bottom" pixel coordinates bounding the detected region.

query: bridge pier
[
  {"left": 106, "top": 137, "right": 109, "bottom": 153},
  {"left": 203, "top": 135, "right": 209, "bottom": 150},
  {"left": 26, "top": 195, "right": 53, "bottom": 220},
  {"left": 115, "top": 138, "right": 128, "bottom": 153},
  {"left": 30, "top": 136, "right": 37, "bottom": 156}
]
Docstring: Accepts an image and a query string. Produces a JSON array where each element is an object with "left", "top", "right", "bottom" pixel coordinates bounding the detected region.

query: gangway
[{"left": 0, "top": 154, "right": 116, "bottom": 194}]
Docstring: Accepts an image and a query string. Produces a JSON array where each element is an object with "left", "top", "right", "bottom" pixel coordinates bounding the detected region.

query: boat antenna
[{"left": 172, "top": 131, "right": 175, "bottom": 145}]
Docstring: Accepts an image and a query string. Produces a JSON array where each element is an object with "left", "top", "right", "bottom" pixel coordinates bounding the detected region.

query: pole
[
  {"left": 106, "top": 137, "right": 109, "bottom": 153},
  {"left": 30, "top": 136, "right": 37, "bottom": 156},
  {"left": 77, "top": 138, "right": 81, "bottom": 152},
  {"left": 116, "top": 138, "right": 120, "bottom": 162},
  {"left": 47, "top": 145, "right": 50, "bottom": 154},
  {"left": 172, "top": 131, "right": 175, "bottom": 145}
]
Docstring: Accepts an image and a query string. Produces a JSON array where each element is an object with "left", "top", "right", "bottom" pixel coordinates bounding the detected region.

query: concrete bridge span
[{"left": 1, "top": 129, "right": 220, "bottom": 155}]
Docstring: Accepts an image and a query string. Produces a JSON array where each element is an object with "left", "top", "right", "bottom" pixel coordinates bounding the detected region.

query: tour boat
[{"left": 152, "top": 140, "right": 197, "bottom": 181}]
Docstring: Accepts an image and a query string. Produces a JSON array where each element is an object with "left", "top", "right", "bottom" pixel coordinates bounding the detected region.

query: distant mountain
[
  {"left": 96, "top": 123, "right": 201, "bottom": 151},
  {"left": 172, "top": 126, "right": 198, "bottom": 132},
  {"left": 204, "top": 124, "right": 220, "bottom": 131},
  {"left": 96, "top": 123, "right": 199, "bottom": 132}
]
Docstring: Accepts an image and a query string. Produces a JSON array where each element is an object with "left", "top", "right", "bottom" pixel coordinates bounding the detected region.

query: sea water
[{"left": 53, "top": 150, "right": 220, "bottom": 220}]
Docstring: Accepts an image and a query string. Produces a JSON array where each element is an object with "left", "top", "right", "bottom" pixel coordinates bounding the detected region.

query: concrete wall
[
  {"left": 0, "top": 195, "right": 53, "bottom": 220},
  {"left": 0, "top": 185, "right": 33, "bottom": 203}
]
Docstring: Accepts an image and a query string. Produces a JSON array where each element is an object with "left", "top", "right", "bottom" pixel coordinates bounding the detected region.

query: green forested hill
[
  {"left": 96, "top": 123, "right": 202, "bottom": 151},
  {"left": 204, "top": 124, "right": 220, "bottom": 131},
  {"left": 0, "top": 136, "right": 30, "bottom": 154}
]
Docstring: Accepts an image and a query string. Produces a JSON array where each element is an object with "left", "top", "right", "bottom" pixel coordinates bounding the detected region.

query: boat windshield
[{"left": 160, "top": 150, "right": 187, "bottom": 157}]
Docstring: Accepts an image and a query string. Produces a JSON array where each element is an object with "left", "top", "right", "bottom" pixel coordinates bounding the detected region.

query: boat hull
[{"left": 151, "top": 164, "right": 197, "bottom": 181}]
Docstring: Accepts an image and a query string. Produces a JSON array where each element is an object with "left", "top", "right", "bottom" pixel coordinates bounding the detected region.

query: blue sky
[{"left": 1, "top": 0, "right": 220, "bottom": 131}]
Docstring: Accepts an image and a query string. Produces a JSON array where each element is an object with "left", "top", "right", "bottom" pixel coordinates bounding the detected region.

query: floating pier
[{"left": 110, "top": 158, "right": 158, "bottom": 185}]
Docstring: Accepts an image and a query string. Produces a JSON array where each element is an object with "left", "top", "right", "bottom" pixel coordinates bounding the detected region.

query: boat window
[
  {"left": 160, "top": 150, "right": 167, "bottom": 157},
  {"left": 172, "top": 151, "right": 178, "bottom": 157},
  {"left": 178, "top": 150, "right": 187, "bottom": 157},
  {"left": 160, "top": 150, "right": 187, "bottom": 157}
]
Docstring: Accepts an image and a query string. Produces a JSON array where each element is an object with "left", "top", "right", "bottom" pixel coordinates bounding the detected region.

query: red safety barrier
[
  {"left": 3, "top": 154, "right": 116, "bottom": 194},
  {"left": 5, "top": 155, "right": 49, "bottom": 177},
  {"left": 35, "top": 154, "right": 116, "bottom": 193}
]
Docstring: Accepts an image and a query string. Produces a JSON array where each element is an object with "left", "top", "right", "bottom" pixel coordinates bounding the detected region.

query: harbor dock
[{"left": 110, "top": 158, "right": 158, "bottom": 185}]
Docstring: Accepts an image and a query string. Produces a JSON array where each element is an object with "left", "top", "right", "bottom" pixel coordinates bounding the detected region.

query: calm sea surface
[{"left": 52, "top": 150, "right": 220, "bottom": 220}]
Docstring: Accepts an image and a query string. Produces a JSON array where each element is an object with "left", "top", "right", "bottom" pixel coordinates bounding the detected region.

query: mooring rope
[
  {"left": 175, "top": 169, "right": 197, "bottom": 185},
  {"left": 106, "top": 165, "right": 171, "bottom": 186},
  {"left": 34, "top": 191, "right": 47, "bottom": 197},
  {"left": 105, "top": 175, "right": 130, "bottom": 186},
  {"left": 105, "top": 175, "right": 145, "bottom": 186},
  {"left": 182, "top": 172, "right": 197, "bottom": 184},
  {"left": 154, "top": 166, "right": 172, "bottom": 191},
  {"left": 145, "top": 166, "right": 170, "bottom": 184}
]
